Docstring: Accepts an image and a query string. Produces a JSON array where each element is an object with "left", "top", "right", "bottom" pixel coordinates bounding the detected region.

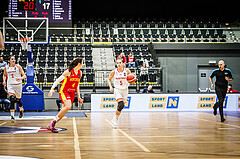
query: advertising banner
[{"left": 91, "top": 94, "right": 240, "bottom": 112}]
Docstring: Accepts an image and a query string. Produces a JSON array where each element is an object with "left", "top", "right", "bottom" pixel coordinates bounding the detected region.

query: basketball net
[{"left": 20, "top": 38, "right": 31, "bottom": 51}]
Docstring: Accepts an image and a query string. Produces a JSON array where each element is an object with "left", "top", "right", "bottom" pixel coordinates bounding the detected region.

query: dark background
[
  {"left": 72, "top": 0, "right": 240, "bottom": 22},
  {"left": 0, "top": 0, "right": 239, "bottom": 22}
]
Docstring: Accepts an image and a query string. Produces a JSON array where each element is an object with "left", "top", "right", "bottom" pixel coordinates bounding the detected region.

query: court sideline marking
[
  {"left": 180, "top": 112, "right": 240, "bottom": 129},
  {"left": 0, "top": 122, "right": 6, "bottom": 126},
  {"left": 105, "top": 119, "right": 151, "bottom": 152},
  {"left": 73, "top": 117, "right": 81, "bottom": 159}
]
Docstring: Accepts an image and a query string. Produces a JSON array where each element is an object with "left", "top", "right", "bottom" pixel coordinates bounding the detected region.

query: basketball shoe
[
  {"left": 10, "top": 116, "right": 15, "bottom": 123},
  {"left": 47, "top": 120, "right": 58, "bottom": 133}
]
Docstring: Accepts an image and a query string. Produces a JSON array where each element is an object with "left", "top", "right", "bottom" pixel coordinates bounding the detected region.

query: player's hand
[
  {"left": 78, "top": 97, "right": 83, "bottom": 104},
  {"left": 48, "top": 89, "right": 55, "bottom": 97},
  {"left": 2, "top": 82, "right": 6, "bottom": 86},
  {"left": 211, "top": 84, "right": 214, "bottom": 89},
  {"left": 225, "top": 77, "right": 229, "bottom": 81},
  {"left": 110, "top": 87, "right": 113, "bottom": 92}
]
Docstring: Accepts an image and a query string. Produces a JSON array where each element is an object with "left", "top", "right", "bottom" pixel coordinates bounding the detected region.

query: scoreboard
[
  {"left": 17, "top": 0, "right": 36, "bottom": 11},
  {"left": 9, "top": 0, "right": 72, "bottom": 23}
]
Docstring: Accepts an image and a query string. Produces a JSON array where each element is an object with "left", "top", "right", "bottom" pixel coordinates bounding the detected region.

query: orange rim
[{"left": 19, "top": 38, "right": 32, "bottom": 43}]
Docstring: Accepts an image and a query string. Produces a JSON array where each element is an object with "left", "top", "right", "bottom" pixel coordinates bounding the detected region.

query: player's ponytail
[{"left": 68, "top": 57, "right": 83, "bottom": 72}]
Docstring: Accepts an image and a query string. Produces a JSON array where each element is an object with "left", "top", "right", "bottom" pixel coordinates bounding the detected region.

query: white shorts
[
  {"left": 7, "top": 83, "right": 22, "bottom": 99},
  {"left": 114, "top": 88, "right": 128, "bottom": 102}
]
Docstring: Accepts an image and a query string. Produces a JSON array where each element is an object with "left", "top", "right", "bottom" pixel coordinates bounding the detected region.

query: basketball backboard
[{"left": 3, "top": 17, "right": 49, "bottom": 44}]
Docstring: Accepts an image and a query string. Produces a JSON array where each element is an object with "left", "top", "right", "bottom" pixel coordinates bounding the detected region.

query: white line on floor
[
  {"left": 105, "top": 119, "right": 151, "bottom": 152},
  {"left": 0, "top": 122, "right": 6, "bottom": 126},
  {"left": 180, "top": 113, "right": 240, "bottom": 129},
  {"left": 73, "top": 117, "right": 81, "bottom": 159}
]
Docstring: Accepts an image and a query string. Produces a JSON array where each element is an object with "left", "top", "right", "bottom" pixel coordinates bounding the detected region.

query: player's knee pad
[
  {"left": 16, "top": 98, "right": 22, "bottom": 107},
  {"left": 10, "top": 95, "right": 16, "bottom": 109},
  {"left": 117, "top": 101, "right": 124, "bottom": 112}
]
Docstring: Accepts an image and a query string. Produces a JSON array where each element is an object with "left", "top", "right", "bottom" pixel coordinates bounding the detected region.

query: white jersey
[
  {"left": 6, "top": 65, "right": 22, "bottom": 85},
  {"left": 113, "top": 68, "right": 128, "bottom": 90}
]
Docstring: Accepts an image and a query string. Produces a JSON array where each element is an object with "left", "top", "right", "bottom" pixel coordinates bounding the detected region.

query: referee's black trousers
[{"left": 215, "top": 85, "right": 227, "bottom": 119}]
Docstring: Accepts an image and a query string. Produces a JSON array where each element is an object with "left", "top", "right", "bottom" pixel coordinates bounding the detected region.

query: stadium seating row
[
  {"left": 4, "top": 20, "right": 228, "bottom": 44},
  {"left": 76, "top": 20, "right": 221, "bottom": 29},
  {"left": 50, "top": 27, "right": 226, "bottom": 43},
  {"left": 0, "top": 43, "right": 158, "bottom": 85},
  {"left": 113, "top": 44, "right": 153, "bottom": 66}
]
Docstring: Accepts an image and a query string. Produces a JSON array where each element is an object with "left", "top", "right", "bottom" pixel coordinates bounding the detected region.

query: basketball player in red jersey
[{"left": 47, "top": 57, "right": 83, "bottom": 132}]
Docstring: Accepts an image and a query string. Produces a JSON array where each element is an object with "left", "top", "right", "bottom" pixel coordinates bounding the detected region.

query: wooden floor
[{"left": 1, "top": 112, "right": 240, "bottom": 159}]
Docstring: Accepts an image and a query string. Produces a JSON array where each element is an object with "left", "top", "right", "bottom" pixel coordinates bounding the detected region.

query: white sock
[
  {"left": 11, "top": 111, "right": 14, "bottom": 117},
  {"left": 53, "top": 116, "right": 59, "bottom": 122}
]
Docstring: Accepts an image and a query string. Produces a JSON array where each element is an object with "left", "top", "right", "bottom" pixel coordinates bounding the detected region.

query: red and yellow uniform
[{"left": 59, "top": 69, "right": 81, "bottom": 104}]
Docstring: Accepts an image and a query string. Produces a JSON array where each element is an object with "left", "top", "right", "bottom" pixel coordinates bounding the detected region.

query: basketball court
[{"left": 0, "top": 111, "right": 240, "bottom": 159}]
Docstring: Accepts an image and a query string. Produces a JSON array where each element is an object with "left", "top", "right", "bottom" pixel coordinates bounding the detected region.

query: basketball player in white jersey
[
  {"left": 107, "top": 58, "right": 131, "bottom": 128},
  {"left": 3, "top": 56, "right": 26, "bottom": 122}
]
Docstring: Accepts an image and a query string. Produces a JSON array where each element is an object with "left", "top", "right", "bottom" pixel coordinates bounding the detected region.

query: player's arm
[
  {"left": 76, "top": 84, "right": 83, "bottom": 104},
  {"left": 2, "top": 66, "right": 7, "bottom": 85},
  {"left": 107, "top": 70, "right": 115, "bottom": 92},
  {"left": 76, "top": 70, "right": 83, "bottom": 104},
  {"left": 126, "top": 68, "right": 131, "bottom": 75},
  {"left": 48, "top": 69, "right": 70, "bottom": 97},
  {"left": 0, "top": 31, "right": 4, "bottom": 50},
  {"left": 17, "top": 65, "right": 26, "bottom": 81}
]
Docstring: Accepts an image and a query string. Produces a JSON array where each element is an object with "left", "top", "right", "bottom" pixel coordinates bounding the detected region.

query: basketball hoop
[{"left": 20, "top": 38, "right": 32, "bottom": 51}]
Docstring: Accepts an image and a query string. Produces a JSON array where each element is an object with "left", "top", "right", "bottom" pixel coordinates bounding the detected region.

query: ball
[{"left": 127, "top": 73, "right": 136, "bottom": 84}]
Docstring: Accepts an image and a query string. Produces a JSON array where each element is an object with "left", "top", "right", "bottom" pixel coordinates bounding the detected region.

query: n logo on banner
[{"left": 167, "top": 96, "right": 179, "bottom": 109}]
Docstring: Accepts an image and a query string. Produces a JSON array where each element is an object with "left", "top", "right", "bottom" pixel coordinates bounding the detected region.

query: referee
[{"left": 209, "top": 60, "right": 234, "bottom": 122}]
